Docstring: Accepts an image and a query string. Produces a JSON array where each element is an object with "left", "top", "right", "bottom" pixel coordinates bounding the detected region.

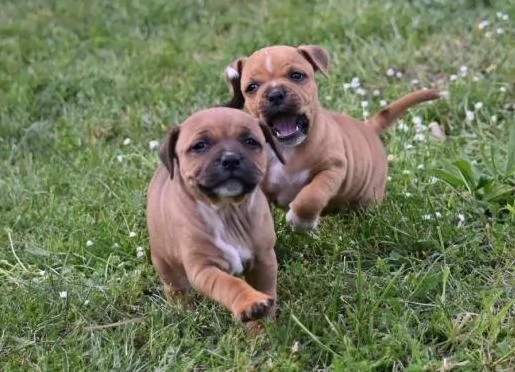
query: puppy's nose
[
  {"left": 267, "top": 88, "right": 285, "bottom": 106},
  {"left": 220, "top": 152, "right": 241, "bottom": 171}
]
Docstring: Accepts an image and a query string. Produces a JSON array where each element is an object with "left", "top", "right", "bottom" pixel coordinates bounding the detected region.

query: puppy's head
[
  {"left": 225, "top": 45, "right": 329, "bottom": 147},
  {"left": 159, "top": 107, "right": 283, "bottom": 204}
]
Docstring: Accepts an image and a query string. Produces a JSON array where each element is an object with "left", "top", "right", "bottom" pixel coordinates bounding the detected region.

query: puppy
[
  {"left": 221, "top": 45, "right": 445, "bottom": 231},
  {"left": 146, "top": 107, "right": 284, "bottom": 324}
]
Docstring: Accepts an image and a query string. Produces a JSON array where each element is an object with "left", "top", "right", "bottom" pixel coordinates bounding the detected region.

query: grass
[{"left": 1, "top": 0, "right": 514, "bottom": 370}]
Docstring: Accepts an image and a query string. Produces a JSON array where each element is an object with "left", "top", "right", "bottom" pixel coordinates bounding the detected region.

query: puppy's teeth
[{"left": 225, "top": 66, "right": 240, "bottom": 80}]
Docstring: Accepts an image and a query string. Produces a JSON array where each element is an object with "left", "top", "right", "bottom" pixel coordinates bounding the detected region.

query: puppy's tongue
[{"left": 271, "top": 117, "right": 298, "bottom": 138}]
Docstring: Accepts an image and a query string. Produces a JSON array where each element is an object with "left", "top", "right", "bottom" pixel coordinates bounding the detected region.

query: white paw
[{"left": 286, "top": 209, "right": 320, "bottom": 232}]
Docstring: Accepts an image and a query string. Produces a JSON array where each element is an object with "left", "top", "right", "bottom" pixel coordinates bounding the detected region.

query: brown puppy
[
  {"left": 146, "top": 107, "right": 284, "bottom": 324},
  {"left": 222, "top": 45, "right": 445, "bottom": 232}
]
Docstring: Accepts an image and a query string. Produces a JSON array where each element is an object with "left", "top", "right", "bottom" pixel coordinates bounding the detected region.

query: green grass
[{"left": 1, "top": 0, "right": 515, "bottom": 370}]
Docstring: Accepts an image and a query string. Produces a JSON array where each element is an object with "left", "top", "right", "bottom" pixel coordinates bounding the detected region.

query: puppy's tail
[
  {"left": 367, "top": 89, "right": 446, "bottom": 134},
  {"left": 215, "top": 67, "right": 246, "bottom": 109}
]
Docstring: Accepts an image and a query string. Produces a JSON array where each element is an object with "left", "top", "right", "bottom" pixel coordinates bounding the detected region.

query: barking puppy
[
  {"left": 221, "top": 45, "right": 445, "bottom": 232},
  {"left": 146, "top": 107, "right": 284, "bottom": 325}
]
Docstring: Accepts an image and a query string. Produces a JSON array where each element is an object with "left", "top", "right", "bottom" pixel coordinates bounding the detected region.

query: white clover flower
[
  {"left": 59, "top": 291, "right": 68, "bottom": 299},
  {"left": 417, "top": 164, "right": 425, "bottom": 170},
  {"left": 496, "top": 28, "right": 504, "bottom": 35},
  {"left": 123, "top": 138, "right": 131, "bottom": 146},
  {"left": 449, "top": 74, "right": 458, "bottom": 81},
  {"left": 413, "top": 133, "right": 426, "bottom": 142},
  {"left": 379, "top": 99, "right": 387, "bottom": 107},
  {"left": 474, "top": 101, "right": 483, "bottom": 110},
  {"left": 478, "top": 20, "right": 489, "bottom": 30},
  {"left": 84, "top": 299, "right": 90, "bottom": 305},
  {"left": 485, "top": 31, "right": 493, "bottom": 38},
  {"left": 398, "top": 121, "right": 409, "bottom": 132},
  {"left": 136, "top": 246, "right": 145, "bottom": 259},
  {"left": 457, "top": 213, "right": 465, "bottom": 228},
  {"left": 412, "top": 116, "right": 423, "bottom": 126},
  {"left": 387, "top": 154, "right": 396, "bottom": 162},
  {"left": 411, "top": 79, "right": 420, "bottom": 86},
  {"left": 423, "top": 214, "right": 432, "bottom": 220},
  {"left": 502, "top": 14, "right": 509, "bottom": 21},
  {"left": 39, "top": 270, "right": 46, "bottom": 276},
  {"left": 129, "top": 231, "right": 137, "bottom": 238},
  {"left": 343, "top": 83, "right": 351, "bottom": 90},
  {"left": 148, "top": 140, "right": 160, "bottom": 150},
  {"left": 435, "top": 212, "right": 442, "bottom": 218},
  {"left": 491, "top": 115, "right": 498, "bottom": 123},
  {"left": 404, "top": 143, "right": 414, "bottom": 150},
  {"left": 372, "top": 89, "right": 381, "bottom": 97},
  {"left": 395, "top": 71, "right": 403, "bottom": 79},
  {"left": 387, "top": 176, "right": 392, "bottom": 182},
  {"left": 386, "top": 68, "right": 395, "bottom": 77},
  {"left": 350, "top": 77, "right": 360, "bottom": 89},
  {"left": 404, "top": 192, "right": 412, "bottom": 197},
  {"left": 402, "top": 170, "right": 412, "bottom": 175},
  {"left": 466, "top": 110, "right": 475, "bottom": 122},
  {"left": 355, "top": 87, "right": 367, "bottom": 96},
  {"left": 291, "top": 341, "right": 300, "bottom": 353},
  {"left": 499, "top": 86, "right": 507, "bottom": 93},
  {"left": 86, "top": 240, "right": 94, "bottom": 247},
  {"left": 429, "top": 176, "right": 438, "bottom": 184},
  {"left": 472, "top": 75, "right": 480, "bottom": 82},
  {"left": 361, "top": 101, "right": 369, "bottom": 108},
  {"left": 116, "top": 155, "right": 124, "bottom": 163},
  {"left": 459, "top": 66, "right": 468, "bottom": 76}
]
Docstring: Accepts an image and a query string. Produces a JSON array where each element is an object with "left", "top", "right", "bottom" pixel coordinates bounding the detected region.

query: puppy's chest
[
  {"left": 196, "top": 202, "right": 254, "bottom": 275},
  {"left": 265, "top": 150, "right": 310, "bottom": 207}
]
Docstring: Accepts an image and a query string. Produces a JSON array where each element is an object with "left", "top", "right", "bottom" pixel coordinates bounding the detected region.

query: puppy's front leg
[
  {"left": 246, "top": 250, "right": 278, "bottom": 317},
  {"left": 287, "top": 167, "right": 344, "bottom": 232},
  {"left": 185, "top": 256, "right": 274, "bottom": 323}
]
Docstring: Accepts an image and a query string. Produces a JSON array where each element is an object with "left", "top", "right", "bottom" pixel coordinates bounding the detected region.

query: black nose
[
  {"left": 267, "top": 88, "right": 285, "bottom": 106},
  {"left": 220, "top": 152, "right": 241, "bottom": 171}
]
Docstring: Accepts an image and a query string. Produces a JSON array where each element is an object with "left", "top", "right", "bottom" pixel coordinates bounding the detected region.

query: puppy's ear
[
  {"left": 297, "top": 45, "right": 329, "bottom": 77},
  {"left": 158, "top": 126, "right": 180, "bottom": 179},
  {"left": 218, "top": 57, "right": 247, "bottom": 109},
  {"left": 260, "top": 123, "right": 285, "bottom": 165}
]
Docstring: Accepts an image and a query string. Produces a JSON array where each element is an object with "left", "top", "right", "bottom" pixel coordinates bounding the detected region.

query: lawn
[{"left": 1, "top": 0, "right": 515, "bottom": 370}]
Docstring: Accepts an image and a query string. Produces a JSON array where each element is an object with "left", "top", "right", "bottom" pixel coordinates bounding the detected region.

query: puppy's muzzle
[
  {"left": 261, "top": 86, "right": 309, "bottom": 147},
  {"left": 198, "top": 151, "right": 261, "bottom": 199}
]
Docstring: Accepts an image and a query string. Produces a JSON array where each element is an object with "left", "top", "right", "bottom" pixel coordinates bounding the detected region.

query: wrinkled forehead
[
  {"left": 176, "top": 114, "right": 263, "bottom": 149},
  {"left": 244, "top": 47, "right": 313, "bottom": 79}
]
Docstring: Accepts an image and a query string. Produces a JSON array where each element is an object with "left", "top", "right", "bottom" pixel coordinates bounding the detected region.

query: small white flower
[
  {"left": 485, "top": 31, "right": 493, "bottom": 38},
  {"left": 136, "top": 246, "right": 145, "bottom": 259},
  {"left": 86, "top": 240, "right": 94, "bottom": 247},
  {"left": 411, "top": 79, "right": 420, "bottom": 86},
  {"left": 478, "top": 20, "right": 489, "bottom": 30},
  {"left": 404, "top": 143, "right": 414, "bottom": 150},
  {"left": 474, "top": 101, "right": 483, "bottom": 110},
  {"left": 466, "top": 110, "right": 475, "bottom": 122},
  {"left": 372, "top": 89, "right": 381, "bottom": 97},
  {"left": 361, "top": 101, "right": 369, "bottom": 108},
  {"left": 116, "top": 155, "right": 124, "bottom": 163},
  {"left": 355, "top": 87, "right": 367, "bottom": 96},
  {"left": 291, "top": 341, "right": 300, "bottom": 354},
  {"left": 148, "top": 140, "right": 160, "bottom": 150},
  {"left": 362, "top": 110, "right": 369, "bottom": 119},
  {"left": 412, "top": 116, "right": 423, "bottom": 126},
  {"left": 435, "top": 212, "right": 442, "bottom": 218},
  {"left": 459, "top": 66, "right": 468, "bottom": 76},
  {"left": 386, "top": 68, "right": 395, "bottom": 77},
  {"left": 429, "top": 176, "right": 438, "bottom": 184},
  {"left": 499, "top": 86, "right": 507, "bottom": 93},
  {"left": 398, "top": 121, "right": 409, "bottom": 132},
  {"left": 59, "top": 291, "right": 68, "bottom": 299},
  {"left": 502, "top": 14, "right": 509, "bottom": 21},
  {"left": 496, "top": 28, "right": 504, "bottom": 35},
  {"left": 449, "top": 74, "right": 458, "bottom": 81},
  {"left": 379, "top": 99, "right": 387, "bottom": 107},
  {"left": 387, "top": 176, "right": 392, "bottom": 182},
  {"left": 38, "top": 270, "right": 46, "bottom": 276},
  {"left": 457, "top": 213, "right": 465, "bottom": 228},
  {"left": 423, "top": 214, "right": 432, "bottom": 221},
  {"left": 343, "top": 83, "right": 351, "bottom": 90},
  {"left": 129, "top": 231, "right": 137, "bottom": 238},
  {"left": 417, "top": 164, "right": 425, "bottom": 170},
  {"left": 84, "top": 299, "right": 90, "bottom": 305},
  {"left": 402, "top": 170, "right": 411, "bottom": 175},
  {"left": 491, "top": 115, "right": 498, "bottom": 123},
  {"left": 472, "top": 75, "right": 480, "bottom": 82},
  {"left": 395, "top": 71, "right": 403, "bottom": 79},
  {"left": 350, "top": 77, "right": 360, "bottom": 89},
  {"left": 404, "top": 192, "right": 412, "bottom": 197},
  {"left": 413, "top": 133, "right": 426, "bottom": 142},
  {"left": 387, "top": 154, "right": 396, "bottom": 162},
  {"left": 123, "top": 138, "right": 131, "bottom": 146},
  {"left": 112, "top": 243, "right": 120, "bottom": 248},
  {"left": 325, "top": 95, "right": 332, "bottom": 100}
]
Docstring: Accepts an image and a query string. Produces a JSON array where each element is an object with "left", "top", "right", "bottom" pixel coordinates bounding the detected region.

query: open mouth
[
  {"left": 268, "top": 114, "right": 309, "bottom": 146},
  {"left": 199, "top": 178, "right": 255, "bottom": 199}
]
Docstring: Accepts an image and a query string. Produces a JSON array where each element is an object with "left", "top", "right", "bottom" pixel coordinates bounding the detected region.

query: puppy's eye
[
  {"left": 290, "top": 72, "right": 305, "bottom": 81},
  {"left": 243, "top": 137, "right": 261, "bottom": 148},
  {"left": 189, "top": 141, "right": 210, "bottom": 153},
  {"left": 246, "top": 82, "right": 259, "bottom": 93}
]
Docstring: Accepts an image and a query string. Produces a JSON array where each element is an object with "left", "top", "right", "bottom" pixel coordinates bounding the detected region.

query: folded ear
[
  {"left": 158, "top": 126, "right": 180, "bottom": 179},
  {"left": 297, "top": 45, "right": 329, "bottom": 77},
  {"left": 260, "top": 123, "right": 285, "bottom": 165},
  {"left": 218, "top": 57, "right": 247, "bottom": 109}
]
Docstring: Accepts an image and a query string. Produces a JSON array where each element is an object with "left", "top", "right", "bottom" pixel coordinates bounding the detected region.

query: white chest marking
[
  {"left": 267, "top": 150, "right": 310, "bottom": 206},
  {"left": 196, "top": 201, "right": 253, "bottom": 275}
]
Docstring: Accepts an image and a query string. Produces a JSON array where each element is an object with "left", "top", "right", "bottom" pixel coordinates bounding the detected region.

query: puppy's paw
[
  {"left": 233, "top": 293, "right": 274, "bottom": 323},
  {"left": 286, "top": 209, "right": 320, "bottom": 232}
]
